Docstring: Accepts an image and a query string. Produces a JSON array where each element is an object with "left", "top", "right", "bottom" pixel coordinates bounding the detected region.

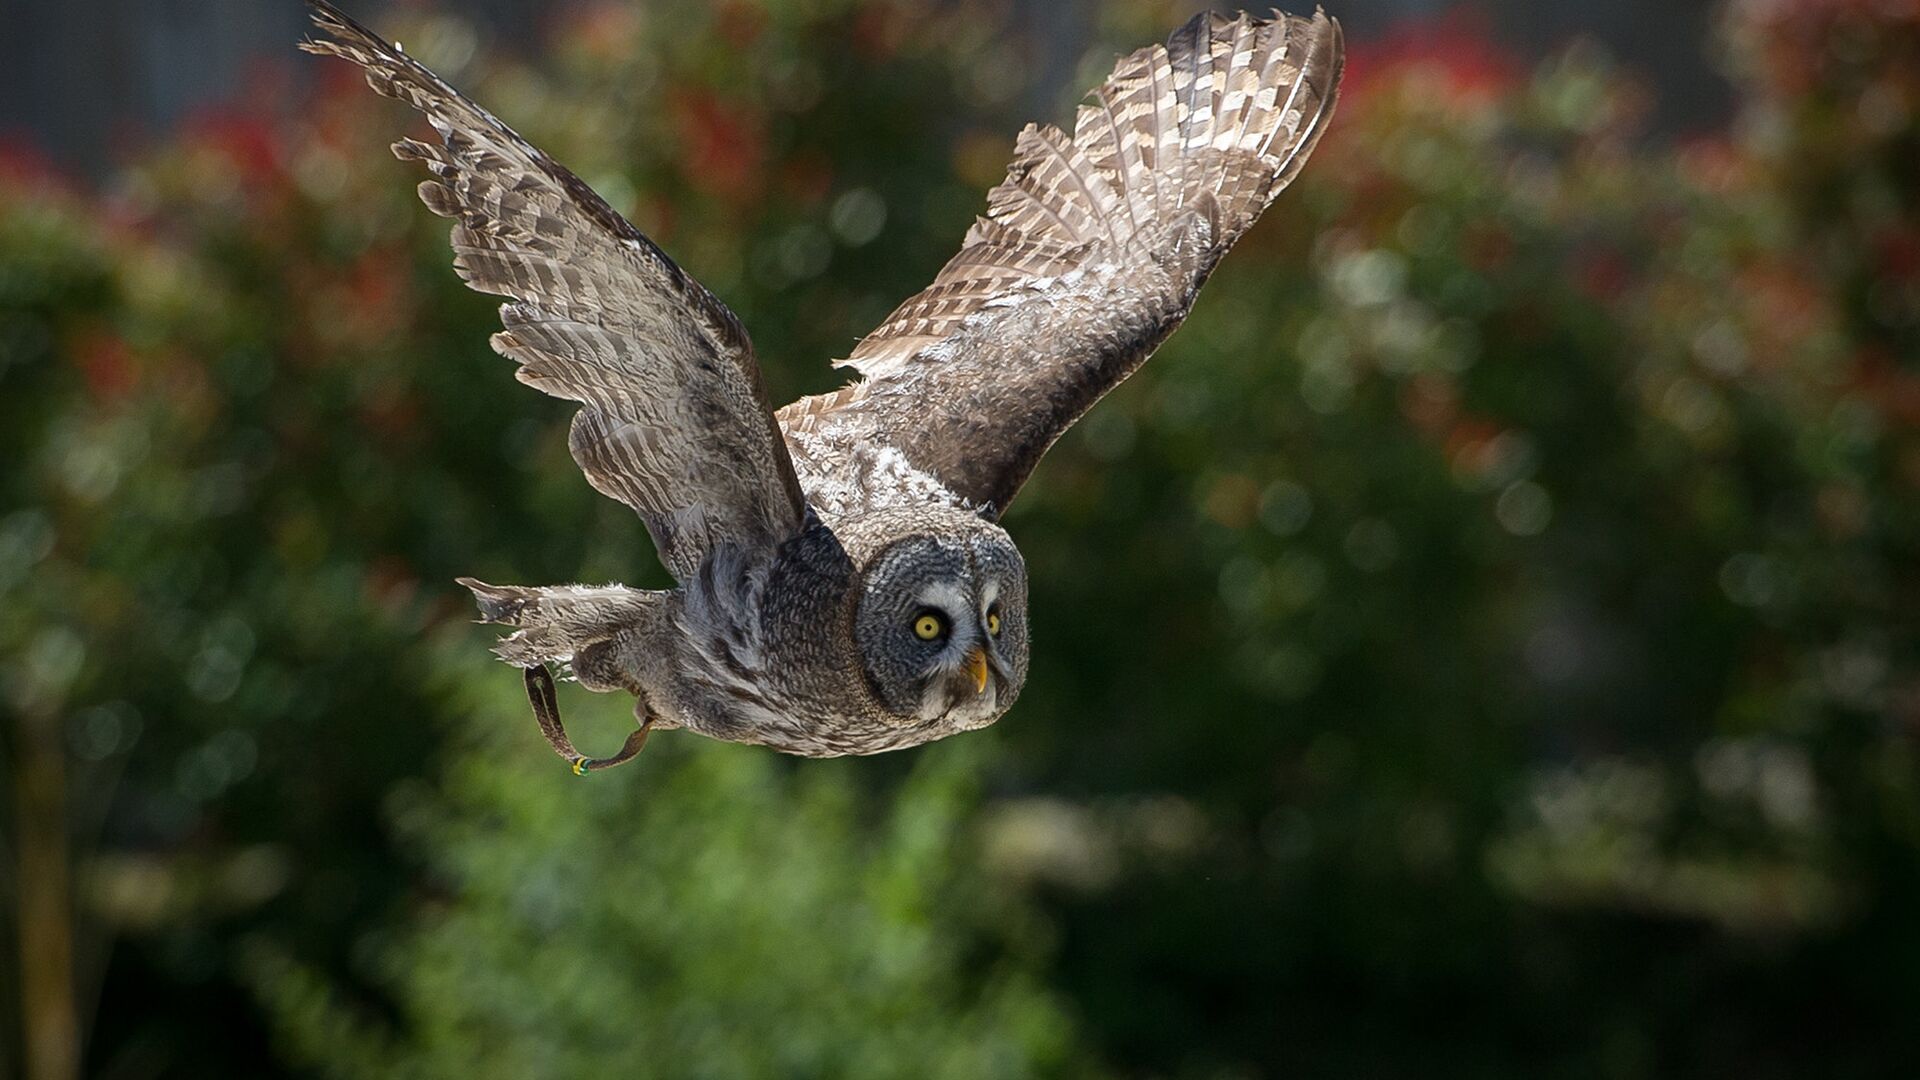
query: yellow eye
[
  {"left": 987, "top": 610, "right": 1003, "bottom": 636},
  {"left": 913, "top": 613, "right": 945, "bottom": 641}
]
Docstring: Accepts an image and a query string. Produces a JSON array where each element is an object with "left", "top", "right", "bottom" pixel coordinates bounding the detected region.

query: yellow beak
[{"left": 964, "top": 647, "right": 990, "bottom": 696}]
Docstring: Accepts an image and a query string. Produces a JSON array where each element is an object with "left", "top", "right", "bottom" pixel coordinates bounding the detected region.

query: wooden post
[{"left": 14, "top": 707, "right": 79, "bottom": 1080}]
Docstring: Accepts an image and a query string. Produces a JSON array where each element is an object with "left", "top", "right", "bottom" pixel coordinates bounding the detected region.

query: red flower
[
  {"left": 183, "top": 110, "right": 283, "bottom": 186},
  {"left": 1677, "top": 137, "right": 1751, "bottom": 197},
  {"left": 779, "top": 152, "right": 835, "bottom": 207},
  {"left": 1400, "top": 373, "right": 1460, "bottom": 435},
  {"left": 1342, "top": 10, "right": 1521, "bottom": 108},
  {"left": 717, "top": 1, "right": 767, "bottom": 49},
  {"left": 1876, "top": 226, "right": 1920, "bottom": 281},
  {"left": 671, "top": 92, "right": 766, "bottom": 207},
  {"left": 1575, "top": 245, "right": 1631, "bottom": 302},
  {"left": 0, "top": 137, "right": 71, "bottom": 195},
  {"left": 852, "top": 4, "right": 910, "bottom": 62},
  {"left": 70, "top": 327, "right": 139, "bottom": 405},
  {"left": 1728, "top": 0, "right": 1920, "bottom": 97}
]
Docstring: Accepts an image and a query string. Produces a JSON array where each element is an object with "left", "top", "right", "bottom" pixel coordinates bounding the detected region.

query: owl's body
[
  {"left": 479, "top": 461, "right": 1019, "bottom": 758},
  {"left": 304, "top": 1, "right": 1343, "bottom": 764}
]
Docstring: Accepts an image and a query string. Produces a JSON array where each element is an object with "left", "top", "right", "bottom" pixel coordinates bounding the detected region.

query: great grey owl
[{"left": 303, "top": 1, "right": 1343, "bottom": 767}]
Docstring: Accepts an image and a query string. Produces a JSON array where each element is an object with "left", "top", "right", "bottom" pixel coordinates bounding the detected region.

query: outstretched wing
[
  {"left": 778, "top": 8, "right": 1342, "bottom": 515},
  {"left": 303, "top": 0, "right": 805, "bottom": 582}
]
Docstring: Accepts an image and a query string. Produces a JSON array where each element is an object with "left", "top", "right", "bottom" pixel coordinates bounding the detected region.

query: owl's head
[{"left": 852, "top": 513, "right": 1029, "bottom": 729}]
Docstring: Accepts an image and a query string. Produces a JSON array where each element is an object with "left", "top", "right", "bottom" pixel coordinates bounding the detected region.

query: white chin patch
[
  {"left": 915, "top": 683, "right": 949, "bottom": 722},
  {"left": 916, "top": 678, "right": 999, "bottom": 725},
  {"left": 949, "top": 691, "right": 1001, "bottom": 729}
]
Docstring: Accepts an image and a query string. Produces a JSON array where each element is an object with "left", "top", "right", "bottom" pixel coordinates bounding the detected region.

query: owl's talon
[{"left": 524, "top": 663, "right": 653, "bottom": 775}]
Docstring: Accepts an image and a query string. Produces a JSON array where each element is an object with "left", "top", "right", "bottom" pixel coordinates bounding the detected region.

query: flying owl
[{"left": 303, "top": 1, "right": 1342, "bottom": 768}]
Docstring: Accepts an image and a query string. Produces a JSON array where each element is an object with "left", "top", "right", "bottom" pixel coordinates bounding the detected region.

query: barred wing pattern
[
  {"left": 303, "top": 1, "right": 805, "bottom": 582},
  {"left": 780, "top": 9, "right": 1343, "bottom": 515}
]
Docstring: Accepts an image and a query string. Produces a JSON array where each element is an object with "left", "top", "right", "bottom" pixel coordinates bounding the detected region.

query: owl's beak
[{"left": 964, "top": 647, "right": 990, "bottom": 696}]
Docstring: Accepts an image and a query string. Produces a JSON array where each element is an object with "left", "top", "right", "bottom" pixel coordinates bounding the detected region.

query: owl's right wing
[
  {"left": 779, "top": 9, "right": 1341, "bottom": 517},
  {"left": 303, "top": 1, "right": 805, "bottom": 582}
]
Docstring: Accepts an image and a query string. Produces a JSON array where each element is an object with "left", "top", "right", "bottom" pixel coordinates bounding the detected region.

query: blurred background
[{"left": 2, "top": 0, "right": 1917, "bottom": 1076}]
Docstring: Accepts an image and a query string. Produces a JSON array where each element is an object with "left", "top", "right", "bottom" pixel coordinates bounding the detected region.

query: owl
[{"left": 303, "top": 1, "right": 1343, "bottom": 767}]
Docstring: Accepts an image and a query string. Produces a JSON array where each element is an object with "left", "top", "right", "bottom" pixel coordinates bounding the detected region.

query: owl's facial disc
[
  {"left": 911, "top": 581, "right": 1001, "bottom": 726},
  {"left": 853, "top": 526, "right": 1029, "bottom": 728},
  {"left": 896, "top": 580, "right": 998, "bottom": 723}
]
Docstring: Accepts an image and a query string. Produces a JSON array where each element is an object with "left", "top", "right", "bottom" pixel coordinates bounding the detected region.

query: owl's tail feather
[{"left": 456, "top": 578, "right": 655, "bottom": 671}]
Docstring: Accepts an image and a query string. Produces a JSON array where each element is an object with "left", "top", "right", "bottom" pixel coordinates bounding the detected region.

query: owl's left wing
[
  {"left": 303, "top": 1, "right": 805, "bottom": 582},
  {"left": 779, "top": 9, "right": 1342, "bottom": 516}
]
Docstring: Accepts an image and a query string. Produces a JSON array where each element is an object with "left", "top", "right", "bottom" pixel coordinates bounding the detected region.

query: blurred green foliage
[
  {"left": 252, "top": 654, "right": 1081, "bottom": 1080},
  {"left": 2, "top": 0, "right": 1917, "bottom": 1077}
]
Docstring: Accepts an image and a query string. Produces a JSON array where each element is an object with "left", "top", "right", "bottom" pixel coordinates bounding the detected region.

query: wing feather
[
  {"left": 779, "top": 8, "right": 1343, "bottom": 514},
  {"left": 303, "top": 0, "right": 805, "bottom": 581}
]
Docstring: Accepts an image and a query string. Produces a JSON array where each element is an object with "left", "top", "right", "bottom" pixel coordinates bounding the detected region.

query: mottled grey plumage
[{"left": 304, "top": 1, "right": 1342, "bottom": 763}]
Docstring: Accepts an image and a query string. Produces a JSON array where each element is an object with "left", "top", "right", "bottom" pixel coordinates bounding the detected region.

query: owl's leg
[{"left": 524, "top": 663, "right": 653, "bottom": 776}]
